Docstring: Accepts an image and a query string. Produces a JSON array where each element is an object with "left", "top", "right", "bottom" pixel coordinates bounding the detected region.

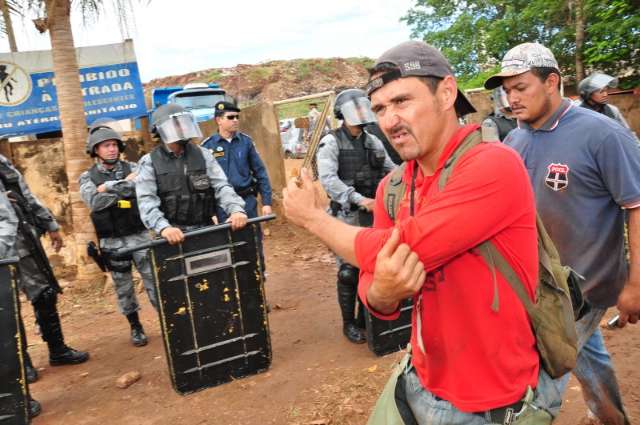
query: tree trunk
[
  {"left": 45, "top": 0, "right": 101, "bottom": 281},
  {"left": 575, "top": 0, "right": 585, "bottom": 83},
  {"left": 0, "top": 0, "right": 18, "bottom": 52}
]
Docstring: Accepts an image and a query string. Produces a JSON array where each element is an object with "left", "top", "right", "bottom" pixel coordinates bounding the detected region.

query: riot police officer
[
  {"left": 578, "top": 72, "right": 634, "bottom": 134},
  {"left": 316, "top": 88, "right": 396, "bottom": 343},
  {"left": 79, "top": 121, "right": 158, "bottom": 346},
  {"left": 0, "top": 154, "right": 89, "bottom": 379},
  {"left": 136, "top": 104, "right": 248, "bottom": 245},
  {"left": 201, "top": 101, "right": 272, "bottom": 271},
  {"left": 481, "top": 86, "right": 517, "bottom": 142}
]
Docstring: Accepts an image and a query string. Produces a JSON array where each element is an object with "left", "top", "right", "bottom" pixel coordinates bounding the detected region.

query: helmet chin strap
[{"left": 100, "top": 157, "right": 119, "bottom": 165}]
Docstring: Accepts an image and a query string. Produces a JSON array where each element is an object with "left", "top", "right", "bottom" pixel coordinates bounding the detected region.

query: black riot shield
[
  {"left": 0, "top": 258, "right": 30, "bottom": 425},
  {"left": 364, "top": 299, "right": 413, "bottom": 357},
  {"left": 118, "top": 216, "right": 274, "bottom": 395}
]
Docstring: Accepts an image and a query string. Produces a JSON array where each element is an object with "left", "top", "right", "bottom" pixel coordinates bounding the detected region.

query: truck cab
[{"left": 151, "top": 83, "right": 226, "bottom": 123}]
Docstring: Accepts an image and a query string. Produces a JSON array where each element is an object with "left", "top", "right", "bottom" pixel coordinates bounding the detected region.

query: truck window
[{"left": 174, "top": 92, "right": 226, "bottom": 109}]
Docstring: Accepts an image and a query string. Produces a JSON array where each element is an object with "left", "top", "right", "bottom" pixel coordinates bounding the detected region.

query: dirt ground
[{"left": 22, "top": 160, "right": 640, "bottom": 425}]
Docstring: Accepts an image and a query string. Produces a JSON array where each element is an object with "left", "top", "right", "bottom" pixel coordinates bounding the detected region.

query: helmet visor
[
  {"left": 156, "top": 112, "right": 202, "bottom": 144},
  {"left": 340, "top": 97, "right": 377, "bottom": 126}
]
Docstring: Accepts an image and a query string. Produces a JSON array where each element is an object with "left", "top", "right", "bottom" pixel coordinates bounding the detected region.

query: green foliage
[
  {"left": 276, "top": 100, "right": 329, "bottom": 121},
  {"left": 402, "top": 0, "right": 640, "bottom": 87},
  {"left": 206, "top": 69, "right": 223, "bottom": 82}
]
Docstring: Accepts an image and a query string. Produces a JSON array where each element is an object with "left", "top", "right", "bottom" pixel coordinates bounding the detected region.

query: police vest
[
  {"left": 333, "top": 127, "right": 387, "bottom": 199},
  {"left": 150, "top": 143, "right": 217, "bottom": 227},
  {"left": 88, "top": 162, "right": 147, "bottom": 239},
  {"left": 486, "top": 114, "right": 517, "bottom": 141},
  {"left": 579, "top": 101, "right": 618, "bottom": 122}
]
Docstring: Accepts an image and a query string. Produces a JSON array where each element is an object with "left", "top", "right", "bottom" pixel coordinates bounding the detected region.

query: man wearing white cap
[{"left": 485, "top": 42, "right": 640, "bottom": 425}]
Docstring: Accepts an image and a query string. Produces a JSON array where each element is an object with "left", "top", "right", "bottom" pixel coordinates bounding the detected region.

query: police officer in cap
[
  {"left": 578, "top": 72, "right": 635, "bottom": 135},
  {"left": 316, "top": 88, "right": 396, "bottom": 343},
  {"left": 79, "top": 120, "right": 158, "bottom": 346},
  {"left": 0, "top": 154, "right": 89, "bottom": 381},
  {"left": 481, "top": 86, "right": 517, "bottom": 142},
  {"left": 136, "top": 104, "right": 248, "bottom": 245},
  {"left": 201, "top": 101, "right": 272, "bottom": 270}
]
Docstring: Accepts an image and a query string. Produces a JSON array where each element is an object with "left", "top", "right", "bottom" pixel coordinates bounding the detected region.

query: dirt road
[{"left": 22, "top": 160, "right": 640, "bottom": 424}]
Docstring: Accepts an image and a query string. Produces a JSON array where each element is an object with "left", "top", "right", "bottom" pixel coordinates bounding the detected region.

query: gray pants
[
  {"left": 334, "top": 209, "right": 363, "bottom": 267},
  {"left": 101, "top": 232, "right": 158, "bottom": 316}
]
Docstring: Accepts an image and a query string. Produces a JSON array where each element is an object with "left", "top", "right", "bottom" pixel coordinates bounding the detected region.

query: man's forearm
[
  {"left": 304, "top": 209, "right": 361, "bottom": 266},
  {"left": 627, "top": 207, "right": 640, "bottom": 286}
]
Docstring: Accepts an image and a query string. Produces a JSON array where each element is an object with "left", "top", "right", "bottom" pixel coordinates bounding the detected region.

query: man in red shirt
[{"left": 284, "top": 41, "right": 562, "bottom": 424}]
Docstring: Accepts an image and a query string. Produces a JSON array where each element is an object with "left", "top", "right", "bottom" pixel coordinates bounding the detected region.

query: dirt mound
[{"left": 144, "top": 57, "right": 374, "bottom": 104}]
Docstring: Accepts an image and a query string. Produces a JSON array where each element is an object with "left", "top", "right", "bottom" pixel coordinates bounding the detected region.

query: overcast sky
[{"left": 0, "top": 0, "right": 415, "bottom": 82}]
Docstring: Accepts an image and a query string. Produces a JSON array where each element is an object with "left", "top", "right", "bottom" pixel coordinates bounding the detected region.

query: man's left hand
[
  {"left": 616, "top": 280, "right": 640, "bottom": 327},
  {"left": 261, "top": 205, "right": 272, "bottom": 216},
  {"left": 227, "top": 212, "right": 248, "bottom": 230},
  {"left": 49, "top": 230, "right": 63, "bottom": 252},
  {"left": 283, "top": 168, "right": 324, "bottom": 229}
]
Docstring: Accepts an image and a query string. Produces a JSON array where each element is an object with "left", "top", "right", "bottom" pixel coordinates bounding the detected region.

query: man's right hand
[
  {"left": 359, "top": 197, "right": 376, "bottom": 212},
  {"left": 160, "top": 226, "right": 184, "bottom": 245},
  {"left": 367, "top": 228, "right": 425, "bottom": 315}
]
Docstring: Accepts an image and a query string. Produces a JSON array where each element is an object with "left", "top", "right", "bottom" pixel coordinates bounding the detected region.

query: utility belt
[
  {"left": 329, "top": 201, "right": 373, "bottom": 227},
  {"left": 329, "top": 200, "right": 359, "bottom": 215},
  {"left": 235, "top": 185, "right": 257, "bottom": 198}
]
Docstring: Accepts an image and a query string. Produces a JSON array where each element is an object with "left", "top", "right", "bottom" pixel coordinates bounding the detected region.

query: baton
[{"left": 112, "top": 214, "right": 275, "bottom": 259}]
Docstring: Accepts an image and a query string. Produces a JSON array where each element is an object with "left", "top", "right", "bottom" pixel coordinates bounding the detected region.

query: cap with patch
[
  {"left": 366, "top": 40, "right": 476, "bottom": 116},
  {"left": 214, "top": 101, "right": 241, "bottom": 117},
  {"left": 484, "top": 42, "right": 559, "bottom": 90}
]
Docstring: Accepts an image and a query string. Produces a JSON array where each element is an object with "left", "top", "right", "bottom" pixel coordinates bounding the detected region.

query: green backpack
[{"left": 382, "top": 129, "right": 579, "bottom": 379}]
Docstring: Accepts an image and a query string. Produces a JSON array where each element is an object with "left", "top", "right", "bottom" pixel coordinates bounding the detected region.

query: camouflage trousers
[{"left": 101, "top": 231, "right": 158, "bottom": 316}]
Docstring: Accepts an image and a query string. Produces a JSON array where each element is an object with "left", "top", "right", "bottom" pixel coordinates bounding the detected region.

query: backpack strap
[
  {"left": 476, "top": 241, "right": 536, "bottom": 316},
  {"left": 438, "top": 129, "right": 483, "bottom": 190},
  {"left": 383, "top": 162, "right": 407, "bottom": 221}
]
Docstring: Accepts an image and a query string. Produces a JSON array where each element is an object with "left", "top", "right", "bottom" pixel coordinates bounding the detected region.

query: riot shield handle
[{"left": 112, "top": 214, "right": 276, "bottom": 259}]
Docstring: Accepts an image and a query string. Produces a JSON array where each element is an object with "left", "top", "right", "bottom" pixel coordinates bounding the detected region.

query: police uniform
[
  {"left": 317, "top": 125, "right": 395, "bottom": 342},
  {"left": 0, "top": 154, "right": 89, "bottom": 368},
  {"left": 0, "top": 189, "right": 18, "bottom": 258},
  {"left": 201, "top": 132, "right": 272, "bottom": 221},
  {"left": 136, "top": 143, "right": 246, "bottom": 233},
  {"left": 79, "top": 160, "right": 158, "bottom": 317}
]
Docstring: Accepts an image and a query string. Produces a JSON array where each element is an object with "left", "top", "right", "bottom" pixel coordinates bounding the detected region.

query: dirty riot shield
[
  {"left": 116, "top": 216, "right": 274, "bottom": 395},
  {"left": 0, "top": 258, "right": 30, "bottom": 425},
  {"left": 364, "top": 299, "right": 413, "bottom": 356}
]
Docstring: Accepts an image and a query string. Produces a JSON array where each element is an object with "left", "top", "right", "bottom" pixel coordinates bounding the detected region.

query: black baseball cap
[
  {"left": 214, "top": 101, "right": 241, "bottom": 117},
  {"left": 366, "top": 41, "right": 476, "bottom": 116}
]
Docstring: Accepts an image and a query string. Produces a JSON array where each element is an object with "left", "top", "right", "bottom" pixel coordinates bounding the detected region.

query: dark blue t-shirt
[
  {"left": 201, "top": 132, "right": 273, "bottom": 206},
  {"left": 505, "top": 99, "right": 640, "bottom": 308}
]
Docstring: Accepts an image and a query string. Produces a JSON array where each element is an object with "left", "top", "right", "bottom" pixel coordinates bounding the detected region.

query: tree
[
  {"left": 402, "top": 0, "right": 640, "bottom": 88},
  {"left": 0, "top": 0, "right": 20, "bottom": 52},
  {"left": 20, "top": 0, "right": 138, "bottom": 281}
]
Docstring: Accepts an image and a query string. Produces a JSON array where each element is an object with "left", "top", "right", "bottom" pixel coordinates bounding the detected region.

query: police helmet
[
  {"left": 149, "top": 103, "right": 202, "bottom": 144},
  {"left": 85, "top": 124, "right": 124, "bottom": 157},
  {"left": 333, "top": 89, "right": 377, "bottom": 125},
  {"left": 578, "top": 73, "right": 618, "bottom": 101}
]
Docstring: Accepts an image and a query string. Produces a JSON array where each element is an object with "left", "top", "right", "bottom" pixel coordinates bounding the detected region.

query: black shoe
[
  {"left": 25, "top": 363, "right": 39, "bottom": 384},
  {"left": 343, "top": 322, "right": 366, "bottom": 344},
  {"left": 29, "top": 398, "right": 42, "bottom": 418},
  {"left": 49, "top": 346, "right": 90, "bottom": 366},
  {"left": 131, "top": 327, "right": 148, "bottom": 347}
]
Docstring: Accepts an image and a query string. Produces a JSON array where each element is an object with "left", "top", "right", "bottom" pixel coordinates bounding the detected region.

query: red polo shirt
[{"left": 356, "top": 125, "right": 540, "bottom": 413}]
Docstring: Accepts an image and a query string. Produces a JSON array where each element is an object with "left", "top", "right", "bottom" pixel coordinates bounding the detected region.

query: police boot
[
  {"left": 33, "top": 288, "right": 90, "bottom": 366},
  {"left": 337, "top": 265, "right": 366, "bottom": 344},
  {"left": 29, "top": 397, "right": 42, "bottom": 418},
  {"left": 126, "top": 311, "right": 148, "bottom": 347}
]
